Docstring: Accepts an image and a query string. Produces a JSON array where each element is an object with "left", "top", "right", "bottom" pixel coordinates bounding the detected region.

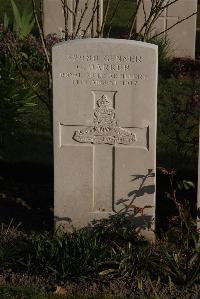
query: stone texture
[
  {"left": 136, "top": 0, "right": 197, "bottom": 58},
  {"left": 43, "top": 0, "right": 103, "bottom": 38},
  {"left": 52, "top": 39, "right": 158, "bottom": 240}
]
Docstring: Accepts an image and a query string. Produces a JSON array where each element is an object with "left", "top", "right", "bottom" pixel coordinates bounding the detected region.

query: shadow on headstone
[{"left": 115, "top": 169, "right": 155, "bottom": 233}]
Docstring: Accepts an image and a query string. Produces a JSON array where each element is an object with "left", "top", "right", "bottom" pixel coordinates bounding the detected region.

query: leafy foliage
[
  {"left": 158, "top": 77, "right": 199, "bottom": 159},
  {"left": 156, "top": 167, "right": 200, "bottom": 286},
  {"left": 0, "top": 49, "right": 38, "bottom": 147},
  {"left": 18, "top": 214, "right": 145, "bottom": 280},
  {"left": 149, "top": 35, "right": 171, "bottom": 70},
  {"left": 6, "top": 0, "right": 35, "bottom": 38},
  {"left": 0, "top": 207, "right": 199, "bottom": 288},
  {"left": 0, "top": 29, "right": 50, "bottom": 71}
]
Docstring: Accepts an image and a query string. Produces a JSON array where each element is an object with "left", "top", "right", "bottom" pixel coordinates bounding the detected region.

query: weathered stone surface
[
  {"left": 136, "top": 0, "right": 197, "bottom": 58},
  {"left": 43, "top": 0, "right": 103, "bottom": 38},
  {"left": 52, "top": 39, "right": 157, "bottom": 240}
]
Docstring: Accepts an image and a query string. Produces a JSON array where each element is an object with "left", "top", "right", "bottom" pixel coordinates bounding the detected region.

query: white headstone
[
  {"left": 43, "top": 0, "right": 103, "bottom": 38},
  {"left": 52, "top": 39, "right": 158, "bottom": 240},
  {"left": 136, "top": 0, "right": 197, "bottom": 58}
]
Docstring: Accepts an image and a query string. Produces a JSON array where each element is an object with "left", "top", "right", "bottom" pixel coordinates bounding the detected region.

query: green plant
[
  {"left": 89, "top": 215, "right": 155, "bottom": 284},
  {"left": 158, "top": 239, "right": 200, "bottom": 287},
  {"left": 99, "top": 241, "right": 157, "bottom": 286},
  {"left": 0, "top": 54, "right": 38, "bottom": 150},
  {"left": 0, "top": 25, "right": 55, "bottom": 150},
  {"left": 24, "top": 228, "right": 109, "bottom": 279},
  {"left": 157, "top": 78, "right": 199, "bottom": 159},
  {"left": 149, "top": 35, "right": 171, "bottom": 69},
  {"left": 0, "top": 221, "right": 24, "bottom": 271},
  {"left": 0, "top": 287, "right": 45, "bottom": 299},
  {"left": 156, "top": 167, "right": 200, "bottom": 287},
  {"left": 3, "top": 13, "right": 9, "bottom": 31},
  {"left": 10, "top": 0, "right": 35, "bottom": 38},
  {"left": 0, "top": 214, "right": 144, "bottom": 281}
]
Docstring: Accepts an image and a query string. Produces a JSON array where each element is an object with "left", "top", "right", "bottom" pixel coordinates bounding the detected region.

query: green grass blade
[
  {"left": 10, "top": 0, "right": 22, "bottom": 32},
  {"left": 3, "top": 13, "right": 9, "bottom": 30}
]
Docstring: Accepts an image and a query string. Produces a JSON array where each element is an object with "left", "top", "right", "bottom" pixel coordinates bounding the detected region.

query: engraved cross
[
  {"left": 159, "top": 5, "right": 179, "bottom": 38},
  {"left": 60, "top": 91, "right": 146, "bottom": 214}
]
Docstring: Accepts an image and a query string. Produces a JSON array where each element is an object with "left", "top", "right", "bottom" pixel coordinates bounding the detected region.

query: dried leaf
[{"left": 54, "top": 286, "right": 66, "bottom": 294}]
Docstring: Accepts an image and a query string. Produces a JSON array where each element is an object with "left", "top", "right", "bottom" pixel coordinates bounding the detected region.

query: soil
[{"left": 0, "top": 271, "right": 199, "bottom": 298}]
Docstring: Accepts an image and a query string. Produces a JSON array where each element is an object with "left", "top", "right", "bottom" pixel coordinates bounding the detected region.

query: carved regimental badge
[{"left": 73, "top": 95, "right": 136, "bottom": 145}]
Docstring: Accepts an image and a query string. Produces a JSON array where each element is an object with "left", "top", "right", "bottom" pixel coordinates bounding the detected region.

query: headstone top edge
[{"left": 52, "top": 38, "right": 158, "bottom": 51}]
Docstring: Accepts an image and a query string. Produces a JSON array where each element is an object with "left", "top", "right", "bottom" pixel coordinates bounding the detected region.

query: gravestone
[
  {"left": 136, "top": 0, "right": 197, "bottom": 58},
  {"left": 52, "top": 39, "right": 157, "bottom": 240},
  {"left": 43, "top": 0, "right": 103, "bottom": 38}
]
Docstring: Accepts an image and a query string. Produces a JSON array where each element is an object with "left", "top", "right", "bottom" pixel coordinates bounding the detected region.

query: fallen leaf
[{"left": 54, "top": 286, "right": 66, "bottom": 295}]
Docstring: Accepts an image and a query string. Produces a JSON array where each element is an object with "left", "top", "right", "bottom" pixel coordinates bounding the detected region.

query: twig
[
  {"left": 162, "top": 0, "right": 180, "bottom": 11},
  {"left": 143, "top": 1, "right": 165, "bottom": 40},
  {"left": 128, "top": 0, "right": 142, "bottom": 39},
  {"left": 99, "top": 0, "right": 111, "bottom": 37},
  {"left": 31, "top": 0, "right": 53, "bottom": 134},
  {"left": 40, "top": 0, "right": 44, "bottom": 36},
  {"left": 31, "top": 0, "right": 50, "bottom": 66},
  {"left": 106, "top": 0, "right": 121, "bottom": 37},
  {"left": 73, "top": 0, "right": 80, "bottom": 37},
  {"left": 135, "top": 0, "right": 160, "bottom": 40},
  {"left": 152, "top": 11, "right": 197, "bottom": 39},
  {"left": 96, "top": 0, "right": 101, "bottom": 36},
  {"left": 75, "top": 0, "right": 89, "bottom": 37},
  {"left": 82, "top": 0, "right": 97, "bottom": 38},
  {"left": 62, "top": 0, "right": 69, "bottom": 40},
  {"left": 61, "top": 0, "right": 75, "bottom": 16}
]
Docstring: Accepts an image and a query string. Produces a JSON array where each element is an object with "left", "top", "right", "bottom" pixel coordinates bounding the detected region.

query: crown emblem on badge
[
  {"left": 73, "top": 95, "right": 136, "bottom": 145},
  {"left": 97, "top": 95, "right": 111, "bottom": 107}
]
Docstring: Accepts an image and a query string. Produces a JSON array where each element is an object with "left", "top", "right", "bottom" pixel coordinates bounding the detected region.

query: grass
[
  {"left": 0, "top": 286, "right": 115, "bottom": 299},
  {"left": 0, "top": 285, "right": 199, "bottom": 299},
  {"left": 0, "top": 287, "right": 123, "bottom": 299},
  {"left": 0, "top": 209, "right": 199, "bottom": 297},
  {"left": 0, "top": 287, "right": 48, "bottom": 299}
]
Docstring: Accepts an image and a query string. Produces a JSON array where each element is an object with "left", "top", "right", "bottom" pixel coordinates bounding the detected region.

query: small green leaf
[
  {"left": 165, "top": 192, "right": 172, "bottom": 199},
  {"left": 24, "top": 103, "right": 37, "bottom": 107},
  {"left": 183, "top": 180, "right": 195, "bottom": 189},
  {"left": 99, "top": 269, "right": 116, "bottom": 276},
  {"left": 3, "top": 13, "right": 9, "bottom": 30},
  {"left": 11, "top": 0, "right": 22, "bottom": 32}
]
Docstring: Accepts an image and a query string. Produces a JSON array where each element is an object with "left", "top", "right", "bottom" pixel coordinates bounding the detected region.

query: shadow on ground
[
  {"left": 0, "top": 154, "right": 198, "bottom": 233},
  {"left": 0, "top": 161, "right": 53, "bottom": 232}
]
